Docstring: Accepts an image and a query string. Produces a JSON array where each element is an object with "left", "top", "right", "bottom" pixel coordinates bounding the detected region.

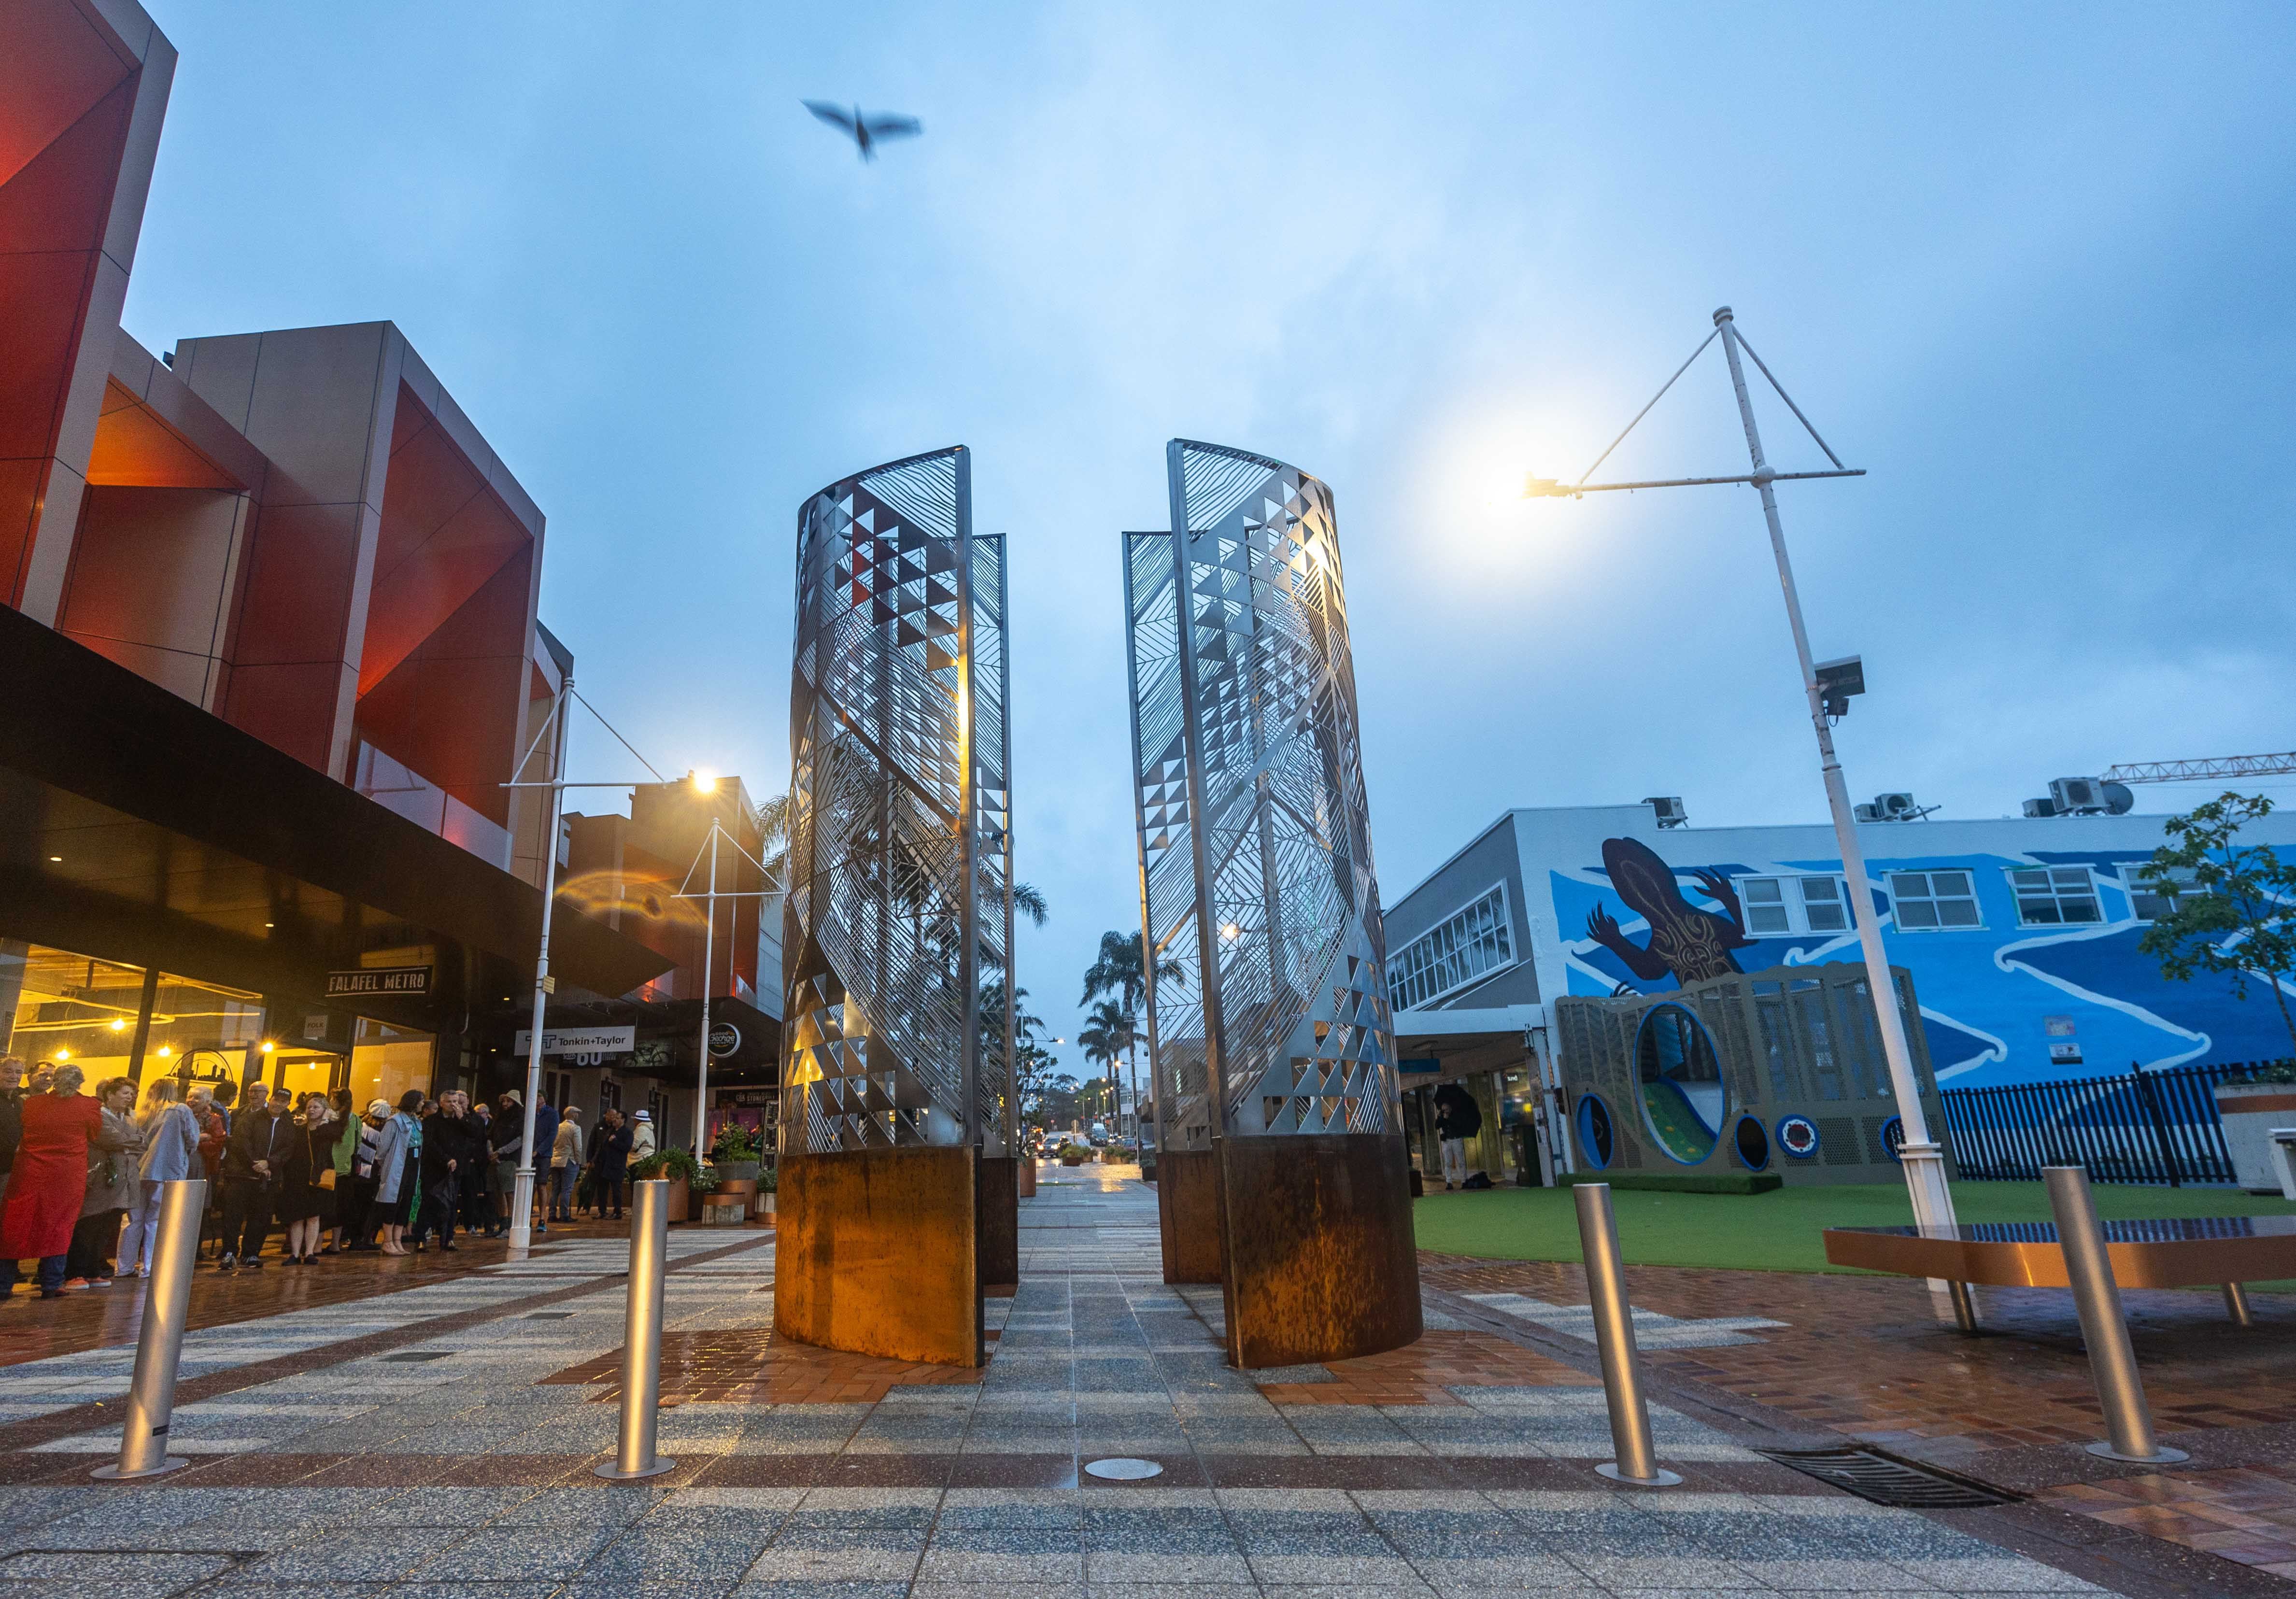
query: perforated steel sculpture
[
  {"left": 777, "top": 446, "right": 1015, "bottom": 1365},
  {"left": 1124, "top": 439, "right": 1419, "bottom": 1364}
]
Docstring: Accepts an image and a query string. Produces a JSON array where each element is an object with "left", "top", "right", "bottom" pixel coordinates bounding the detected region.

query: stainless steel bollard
[
  {"left": 594, "top": 1179, "right": 676, "bottom": 1480},
  {"left": 1572, "top": 1182, "right": 1681, "bottom": 1487},
  {"left": 2224, "top": 1283, "right": 2253, "bottom": 1327},
  {"left": 92, "top": 1179, "right": 206, "bottom": 1481},
  {"left": 2042, "top": 1165, "right": 2188, "bottom": 1464}
]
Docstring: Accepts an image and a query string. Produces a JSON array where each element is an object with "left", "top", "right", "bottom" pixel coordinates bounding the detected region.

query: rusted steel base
[
  {"left": 1157, "top": 1146, "right": 1224, "bottom": 1284},
  {"left": 978, "top": 1156, "right": 1019, "bottom": 1292},
  {"left": 1016, "top": 1158, "right": 1037, "bottom": 1199},
  {"left": 1217, "top": 1133, "right": 1422, "bottom": 1369},
  {"left": 773, "top": 1146, "right": 981, "bottom": 1368}
]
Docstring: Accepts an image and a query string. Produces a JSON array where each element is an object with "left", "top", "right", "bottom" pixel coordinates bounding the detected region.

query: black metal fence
[{"left": 1939, "top": 1059, "right": 2287, "bottom": 1186}]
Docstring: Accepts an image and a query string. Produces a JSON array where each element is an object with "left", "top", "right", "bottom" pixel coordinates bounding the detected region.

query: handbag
[{"left": 317, "top": 1166, "right": 337, "bottom": 1191}]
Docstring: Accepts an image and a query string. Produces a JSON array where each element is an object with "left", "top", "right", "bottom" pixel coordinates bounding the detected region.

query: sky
[{"left": 125, "top": 1, "right": 2296, "bottom": 1076}]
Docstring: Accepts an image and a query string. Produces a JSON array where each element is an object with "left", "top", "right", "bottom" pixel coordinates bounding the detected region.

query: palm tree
[
  {"left": 1081, "top": 932, "right": 1174, "bottom": 1155},
  {"left": 1078, "top": 929, "right": 1181, "bottom": 1012}
]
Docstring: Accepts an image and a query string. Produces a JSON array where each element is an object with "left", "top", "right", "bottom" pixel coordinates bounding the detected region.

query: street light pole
[
  {"left": 694, "top": 814, "right": 718, "bottom": 1157},
  {"left": 1526, "top": 306, "right": 1956, "bottom": 1243},
  {"left": 1711, "top": 308, "right": 1955, "bottom": 1236},
  {"left": 510, "top": 676, "right": 573, "bottom": 1261}
]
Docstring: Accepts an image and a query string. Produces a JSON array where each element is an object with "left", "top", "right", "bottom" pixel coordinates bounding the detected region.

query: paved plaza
[{"left": 0, "top": 1170, "right": 2277, "bottom": 1597}]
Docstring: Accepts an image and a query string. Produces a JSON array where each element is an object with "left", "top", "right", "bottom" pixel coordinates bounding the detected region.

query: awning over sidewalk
[{"left": 0, "top": 601, "right": 671, "bottom": 1012}]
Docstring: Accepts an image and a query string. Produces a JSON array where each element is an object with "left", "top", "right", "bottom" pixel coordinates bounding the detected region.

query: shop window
[
  {"left": 350, "top": 1017, "right": 434, "bottom": 1111},
  {"left": 0, "top": 941, "right": 146, "bottom": 1079},
  {"left": 2009, "top": 865, "right": 2101, "bottom": 926},
  {"left": 1634, "top": 1003, "right": 1724, "bottom": 1164},
  {"left": 1886, "top": 870, "right": 1982, "bottom": 930}
]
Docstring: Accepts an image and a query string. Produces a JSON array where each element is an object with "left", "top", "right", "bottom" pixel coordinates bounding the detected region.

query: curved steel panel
[
  {"left": 1126, "top": 439, "right": 1402, "bottom": 1148},
  {"left": 782, "top": 446, "right": 1011, "bottom": 1153}
]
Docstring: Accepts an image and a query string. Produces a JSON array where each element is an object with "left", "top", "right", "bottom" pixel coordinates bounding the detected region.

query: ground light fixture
[{"left": 1524, "top": 304, "right": 1959, "bottom": 1249}]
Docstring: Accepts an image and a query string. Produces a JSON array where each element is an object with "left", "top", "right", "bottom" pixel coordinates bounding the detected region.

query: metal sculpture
[
  {"left": 783, "top": 446, "right": 1014, "bottom": 1153},
  {"left": 1124, "top": 439, "right": 1419, "bottom": 1362},
  {"left": 1127, "top": 440, "right": 1401, "bottom": 1149},
  {"left": 777, "top": 446, "right": 1012, "bottom": 1365}
]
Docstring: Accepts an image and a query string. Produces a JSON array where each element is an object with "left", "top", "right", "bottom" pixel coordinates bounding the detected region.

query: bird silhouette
[{"left": 802, "top": 101, "right": 922, "bottom": 162}]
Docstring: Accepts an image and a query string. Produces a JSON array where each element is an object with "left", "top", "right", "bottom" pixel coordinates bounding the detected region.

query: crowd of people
[{"left": 0, "top": 1054, "right": 655, "bottom": 1299}]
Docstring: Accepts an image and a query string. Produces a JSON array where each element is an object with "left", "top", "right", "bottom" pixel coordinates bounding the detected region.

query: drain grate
[
  {"left": 383, "top": 1350, "right": 455, "bottom": 1363},
  {"left": 523, "top": 1312, "right": 575, "bottom": 1321},
  {"left": 1757, "top": 1447, "right": 2012, "bottom": 1509}
]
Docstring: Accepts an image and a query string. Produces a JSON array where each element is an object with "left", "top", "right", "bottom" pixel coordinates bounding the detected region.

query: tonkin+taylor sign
[{"left": 512, "top": 1026, "right": 637, "bottom": 1058}]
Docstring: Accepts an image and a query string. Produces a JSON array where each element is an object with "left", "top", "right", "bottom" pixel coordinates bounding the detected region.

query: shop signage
[
  {"left": 325, "top": 965, "right": 433, "bottom": 999},
  {"left": 709, "top": 1022, "right": 742, "bottom": 1058},
  {"left": 1400, "top": 1057, "right": 1440, "bottom": 1074},
  {"left": 513, "top": 1025, "right": 636, "bottom": 1057},
  {"left": 717, "top": 1088, "right": 776, "bottom": 1108}
]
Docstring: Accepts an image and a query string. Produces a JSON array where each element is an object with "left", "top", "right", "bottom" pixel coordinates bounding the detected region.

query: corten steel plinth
[
  {"left": 1122, "top": 439, "right": 1421, "bottom": 1365},
  {"left": 777, "top": 447, "right": 1018, "bottom": 1369},
  {"left": 1154, "top": 1147, "right": 1223, "bottom": 1284},
  {"left": 977, "top": 1155, "right": 1020, "bottom": 1291}
]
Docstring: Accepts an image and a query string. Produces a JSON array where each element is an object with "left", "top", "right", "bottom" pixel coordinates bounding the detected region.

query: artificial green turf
[{"left": 1413, "top": 1179, "right": 2296, "bottom": 1276}]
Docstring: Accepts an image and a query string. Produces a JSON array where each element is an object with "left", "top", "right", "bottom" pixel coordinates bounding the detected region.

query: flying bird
[{"left": 802, "top": 100, "right": 922, "bottom": 161}]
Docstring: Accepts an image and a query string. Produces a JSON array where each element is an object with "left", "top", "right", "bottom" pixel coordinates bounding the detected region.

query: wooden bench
[{"left": 1822, "top": 1215, "right": 2296, "bottom": 1331}]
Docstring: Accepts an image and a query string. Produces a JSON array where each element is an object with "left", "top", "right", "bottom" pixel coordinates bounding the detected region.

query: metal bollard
[
  {"left": 594, "top": 1179, "right": 676, "bottom": 1480},
  {"left": 2224, "top": 1283, "right": 2253, "bottom": 1327},
  {"left": 2042, "top": 1166, "right": 2188, "bottom": 1464},
  {"left": 1572, "top": 1182, "right": 1682, "bottom": 1487},
  {"left": 92, "top": 1179, "right": 206, "bottom": 1481}
]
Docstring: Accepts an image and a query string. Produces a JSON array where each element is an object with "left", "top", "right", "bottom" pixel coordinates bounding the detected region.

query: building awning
[{"left": 0, "top": 602, "right": 672, "bottom": 1010}]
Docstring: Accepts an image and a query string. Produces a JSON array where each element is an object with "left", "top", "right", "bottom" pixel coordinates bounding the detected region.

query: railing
[{"left": 1939, "top": 1059, "right": 2287, "bottom": 1187}]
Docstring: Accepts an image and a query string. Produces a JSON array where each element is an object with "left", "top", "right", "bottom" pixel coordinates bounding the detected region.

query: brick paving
[
  {"left": 1421, "top": 1249, "right": 2296, "bottom": 1588},
  {"left": 0, "top": 1170, "right": 2257, "bottom": 1596}
]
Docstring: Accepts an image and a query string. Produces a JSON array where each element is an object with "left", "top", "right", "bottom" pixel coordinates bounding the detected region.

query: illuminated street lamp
[{"left": 1526, "top": 305, "right": 1957, "bottom": 1246}]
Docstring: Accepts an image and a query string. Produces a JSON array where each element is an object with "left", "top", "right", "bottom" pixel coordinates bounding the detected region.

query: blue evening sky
[{"left": 124, "top": 2, "right": 2296, "bottom": 1068}]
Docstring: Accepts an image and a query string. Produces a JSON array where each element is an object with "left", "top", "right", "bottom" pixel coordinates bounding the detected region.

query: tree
[
  {"left": 2137, "top": 792, "right": 2296, "bottom": 1059},
  {"left": 1079, "top": 930, "right": 1182, "bottom": 1012}
]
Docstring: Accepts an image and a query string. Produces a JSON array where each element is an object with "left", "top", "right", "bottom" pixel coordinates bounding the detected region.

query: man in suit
[{"left": 219, "top": 1085, "right": 294, "bottom": 1269}]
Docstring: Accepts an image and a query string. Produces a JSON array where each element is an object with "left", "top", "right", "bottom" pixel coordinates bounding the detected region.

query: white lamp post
[{"left": 1527, "top": 305, "right": 1957, "bottom": 1243}]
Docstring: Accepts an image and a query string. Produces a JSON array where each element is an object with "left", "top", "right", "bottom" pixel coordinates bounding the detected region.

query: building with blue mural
[{"left": 1385, "top": 800, "right": 2296, "bottom": 1099}]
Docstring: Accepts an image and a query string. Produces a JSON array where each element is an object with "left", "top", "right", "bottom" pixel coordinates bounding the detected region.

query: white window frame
[
  {"left": 2007, "top": 864, "right": 2103, "bottom": 927},
  {"left": 2120, "top": 863, "right": 2199, "bottom": 924},
  {"left": 1386, "top": 882, "right": 1516, "bottom": 1011},
  {"left": 1885, "top": 869, "right": 1984, "bottom": 932},
  {"left": 1735, "top": 874, "right": 1853, "bottom": 936}
]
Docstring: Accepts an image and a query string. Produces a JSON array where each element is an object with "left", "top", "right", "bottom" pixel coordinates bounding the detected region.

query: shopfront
[{"left": 1400, "top": 1062, "right": 1548, "bottom": 1188}]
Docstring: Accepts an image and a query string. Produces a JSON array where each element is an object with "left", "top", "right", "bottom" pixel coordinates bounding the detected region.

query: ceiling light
[
  {"left": 109, "top": 1018, "right": 127, "bottom": 1032},
  {"left": 55, "top": 1049, "right": 69, "bottom": 1061},
  {"left": 48, "top": 855, "right": 62, "bottom": 863},
  {"left": 264, "top": 921, "right": 275, "bottom": 929},
  {"left": 156, "top": 1045, "right": 172, "bottom": 1058},
  {"left": 260, "top": 1040, "right": 275, "bottom": 1054}
]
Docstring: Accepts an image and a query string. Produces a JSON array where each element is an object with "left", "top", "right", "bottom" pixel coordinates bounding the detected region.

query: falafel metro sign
[{"left": 512, "top": 1026, "right": 636, "bottom": 1057}]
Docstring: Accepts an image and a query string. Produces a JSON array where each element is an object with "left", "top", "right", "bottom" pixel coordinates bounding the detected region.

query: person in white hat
[{"left": 629, "top": 1108, "right": 657, "bottom": 1162}]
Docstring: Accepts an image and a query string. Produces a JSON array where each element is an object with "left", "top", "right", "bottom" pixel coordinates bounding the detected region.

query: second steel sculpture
[{"left": 1124, "top": 439, "right": 1422, "bottom": 1365}]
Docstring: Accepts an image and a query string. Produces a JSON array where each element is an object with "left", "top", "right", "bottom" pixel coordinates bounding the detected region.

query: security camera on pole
[{"left": 1525, "top": 306, "right": 1958, "bottom": 1249}]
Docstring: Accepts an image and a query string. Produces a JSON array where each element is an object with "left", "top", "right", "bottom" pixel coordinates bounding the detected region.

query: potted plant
[
  {"left": 630, "top": 1146, "right": 718, "bottom": 1222},
  {"left": 711, "top": 1124, "right": 763, "bottom": 1184},
  {"left": 758, "top": 1159, "right": 778, "bottom": 1218},
  {"left": 2214, "top": 1061, "right": 2296, "bottom": 1192}
]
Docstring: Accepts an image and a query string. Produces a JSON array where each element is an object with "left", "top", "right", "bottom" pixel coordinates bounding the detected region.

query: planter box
[
  {"left": 2214, "top": 1081, "right": 2296, "bottom": 1192},
  {"left": 717, "top": 1160, "right": 762, "bottom": 1184}
]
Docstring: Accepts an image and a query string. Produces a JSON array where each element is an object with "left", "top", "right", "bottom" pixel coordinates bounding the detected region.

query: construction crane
[{"left": 2101, "top": 753, "right": 2296, "bottom": 784}]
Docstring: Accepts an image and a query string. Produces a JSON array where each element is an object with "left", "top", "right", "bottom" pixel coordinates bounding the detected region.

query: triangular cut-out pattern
[
  {"left": 784, "top": 451, "right": 1016, "bottom": 1154},
  {"left": 1120, "top": 446, "right": 1400, "bottom": 1149}
]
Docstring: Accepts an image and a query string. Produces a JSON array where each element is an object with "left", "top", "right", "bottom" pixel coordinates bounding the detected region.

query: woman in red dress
[{"left": 0, "top": 1065, "right": 124, "bottom": 1300}]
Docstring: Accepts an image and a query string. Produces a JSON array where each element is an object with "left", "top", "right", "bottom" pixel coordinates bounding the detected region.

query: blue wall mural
[{"left": 1549, "top": 835, "right": 2290, "bottom": 1088}]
